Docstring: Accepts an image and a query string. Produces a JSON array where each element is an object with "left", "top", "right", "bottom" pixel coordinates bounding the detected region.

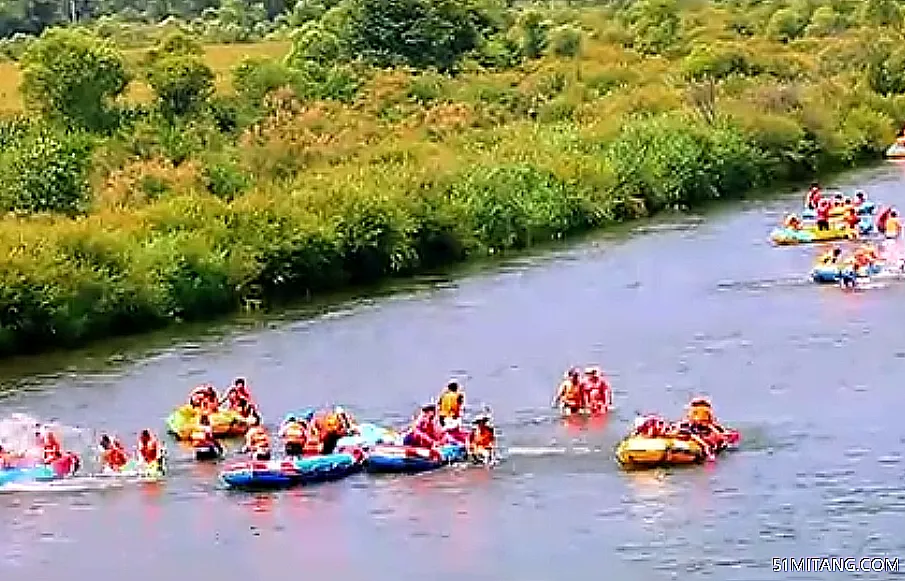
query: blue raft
[
  {"left": 811, "top": 263, "right": 882, "bottom": 284},
  {"left": 336, "top": 423, "right": 399, "bottom": 450},
  {"left": 365, "top": 443, "right": 467, "bottom": 474},
  {"left": 0, "top": 464, "right": 63, "bottom": 487},
  {"left": 219, "top": 451, "right": 364, "bottom": 490}
]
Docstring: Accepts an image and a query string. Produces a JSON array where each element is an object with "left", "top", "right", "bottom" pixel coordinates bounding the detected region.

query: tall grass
[{"left": 0, "top": 5, "right": 902, "bottom": 357}]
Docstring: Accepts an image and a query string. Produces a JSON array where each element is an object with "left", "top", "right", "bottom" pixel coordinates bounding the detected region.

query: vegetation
[{"left": 0, "top": 0, "right": 903, "bottom": 357}]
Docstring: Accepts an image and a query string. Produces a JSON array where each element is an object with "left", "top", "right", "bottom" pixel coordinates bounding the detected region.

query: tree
[
  {"left": 20, "top": 28, "right": 130, "bottom": 132},
  {"left": 147, "top": 55, "right": 215, "bottom": 117},
  {"left": 340, "top": 0, "right": 488, "bottom": 71},
  {"left": 144, "top": 32, "right": 215, "bottom": 117}
]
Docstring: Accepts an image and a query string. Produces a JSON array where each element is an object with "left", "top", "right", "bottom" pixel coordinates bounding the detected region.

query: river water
[{"left": 2, "top": 165, "right": 905, "bottom": 581}]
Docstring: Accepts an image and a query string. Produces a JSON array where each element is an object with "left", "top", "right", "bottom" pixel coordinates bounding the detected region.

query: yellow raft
[
  {"left": 769, "top": 225, "right": 855, "bottom": 246},
  {"left": 615, "top": 435, "right": 708, "bottom": 469},
  {"left": 165, "top": 405, "right": 251, "bottom": 440}
]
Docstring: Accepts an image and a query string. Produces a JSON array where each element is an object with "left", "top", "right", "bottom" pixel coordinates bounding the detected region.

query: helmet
[
  {"left": 234, "top": 377, "right": 246, "bottom": 386},
  {"left": 584, "top": 366, "right": 600, "bottom": 376},
  {"left": 283, "top": 414, "right": 297, "bottom": 424},
  {"left": 140, "top": 429, "right": 151, "bottom": 440},
  {"left": 633, "top": 416, "right": 647, "bottom": 430},
  {"left": 689, "top": 397, "right": 711, "bottom": 408},
  {"left": 566, "top": 367, "right": 581, "bottom": 378},
  {"left": 446, "top": 381, "right": 459, "bottom": 391},
  {"left": 472, "top": 413, "right": 492, "bottom": 424},
  {"left": 301, "top": 409, "right": 315, "bottom": 422},
  {"left": 421, "top": 402, "right": 437, "bottom": 412},
  {"left": 334, "top": 406, "right": 345, "bottom": 415}
]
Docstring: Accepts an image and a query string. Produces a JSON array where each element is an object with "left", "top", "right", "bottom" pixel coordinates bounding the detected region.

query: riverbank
[{"left": 0, "top": 3, "right": 901, "bottom": 358}]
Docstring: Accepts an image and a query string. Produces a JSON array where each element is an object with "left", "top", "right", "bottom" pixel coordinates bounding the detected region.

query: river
[{"left": 2, "top": 164, "right": 905, "bottom": 581}]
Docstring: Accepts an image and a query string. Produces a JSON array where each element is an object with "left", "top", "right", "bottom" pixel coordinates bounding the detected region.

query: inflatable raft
[
  {"left": 616, "top": 427, "right": 740, "bottom": 470},
  {"left": 166, "top": 405, "right": 250, "bottom": 440},
  {"left": 0, "top": 452, "right": 80, "bottom": 486},
  {"left": 335, "top": 423, "right": 399, "bottom": 450},
  {"left": 811, "top": 263, "right": 882, "bottom": 284},
  {"left": 365, "top": 442, "right": 467, "bottom": 474},
  {"left": 887, "top": 139, "right": 905, "bottom": 159},
  {"left": 219, "top": 449, "right": 365, "bottom": 490},
  {"left": 615, "top": 435, "right": 709, "bottom": 469},
  {"left": 770, "top": 225, "right": 857, "bottom": 245},
  {"left": 103, "top": 457, "right": 167, "bottom": 479}
]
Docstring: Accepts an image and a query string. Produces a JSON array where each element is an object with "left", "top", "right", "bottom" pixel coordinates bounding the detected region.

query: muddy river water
[{"left": 2, "top": 165, "right": 905, "bottom": 581}]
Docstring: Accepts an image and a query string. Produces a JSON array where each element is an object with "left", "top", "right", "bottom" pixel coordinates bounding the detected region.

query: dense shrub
[{"left": 0, "top": 0, "right": 902, "bottom": 356}]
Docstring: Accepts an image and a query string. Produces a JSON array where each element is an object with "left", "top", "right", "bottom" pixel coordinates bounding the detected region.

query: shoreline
[{"left": 0, "top": 156, "right": 886, "bottom": 364}]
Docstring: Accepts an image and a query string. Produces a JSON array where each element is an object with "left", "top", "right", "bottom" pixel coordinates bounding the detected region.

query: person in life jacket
[
  {"left": 332, "top": 406, "right": 356, "bottom": 434},
  {"left": 885, "top": 210, "right": 901, "bottom": 239},
  {"left": 38, "top": 428, "right": 63, "bottom": 464},
  {"left": 189, "top": 384, "right": 217, "bottom": 409},
  {"left": 190, "top": 414, "right": 223, "bottom": 457},
  {"left": 99, "top": 434, "right": 129, "bottom": 471},
  {"left": 843, "top": 205, "right": 860, "bottom": 233},
  {"left": 783, "top": 213, "right": 802, "bottom": 230},
  {"left": 815, "top": 199, "right": 831, "bottom": 231},
  {"left": 279, "top": 415, "right": 308, "bottom": 456},
  {"left": 233, "top": 397, "right": 262, "bottom": 427},
  {"left": 632, "top": 415, "right": 667, "bottom": 438},
  {"left": 583, "top": 367, "right": 612, "bottom": 413},
  {"left": 319, "top": 410, "right": 349, "bottom": 455},
  {"left": 221, "top": 378, "right": 254, "bottom": 408},
  {"left": 467, "top": 414, "right": 496, "bottom": 462},
  {"left": 818, "top": 246, "right": 843, "bottom": 265},
  {"left": 668, "top": 420, "right": 715, "bottom": 460},
  {"left": 437, "top": 381, "right": 465, "bottom": 428},
  {"left": 404, "top": 403, "right": 444, "bottom": 448},
  {"left": 0, "top": 443, "right": 23, "bottom": 469},
  {"left": 554, "top": 368, "right": 586, "bottom": 414},
  {"left": 684, "top": 398, "right": 726, "bottom": 440},
  {"left": 806, "top": 183, "right": 822, "bottom": 209},
  {"left": 242, "top": 425, "right": 271, "bottom": 461},
  {"left": 137, "top": 429, "right": 161, "bottom": 465}
]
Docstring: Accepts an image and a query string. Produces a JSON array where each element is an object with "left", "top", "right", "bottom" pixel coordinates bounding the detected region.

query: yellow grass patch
[{"left": 0, "top": 40, "right": 291, "bottom": 113}]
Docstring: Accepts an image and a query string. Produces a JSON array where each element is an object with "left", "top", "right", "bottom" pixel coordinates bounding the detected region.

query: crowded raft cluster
[
  {"left": 769, "top": 183, "right": 905, "bottom": 289},
  {"left": 0, "top": 369, "right": 741, "bottom": 490}
]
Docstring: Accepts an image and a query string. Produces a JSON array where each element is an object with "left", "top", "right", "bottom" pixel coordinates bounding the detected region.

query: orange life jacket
[
  {"left": 688, "top": 404, "right": 714, "bottom": 424},
  {"left": 246, "top": 427, "right": 270, "bottom": 450},
  {"left": 560, "top": 381, "right": 583, "bottom": 407},
  {"left": 438, "top": 391, "right": 464, "bottom": 418},
  {"left": 470, "top": 425, "right": 494, "bottom": 449},
  {"left": 104, "top": 442, "right": 128, "bottom": 469},
  {"left": 888, "top": 217, "right": 901, "bottom": 237},
  {"left": 281, "top": 422, "right": 306, "bottom": 444},
  {"left": 322, "top": 413, "right": 343, "bottom": 435}
]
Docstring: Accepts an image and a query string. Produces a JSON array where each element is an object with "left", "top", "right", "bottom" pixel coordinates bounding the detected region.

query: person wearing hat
[
  {"left": 437, "top": 381, "right": 465, "bottom": 429},
  {"left": 403, "top": 403, "right": 443, "bottom": 448},
  {"left": 467, "top": 414, "right": 496, "bottom": 464}
]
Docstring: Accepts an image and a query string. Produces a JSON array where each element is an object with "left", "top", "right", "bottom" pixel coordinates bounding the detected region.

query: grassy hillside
[{"left": 0, "top": 0, "right": 902, "bottom": 357}]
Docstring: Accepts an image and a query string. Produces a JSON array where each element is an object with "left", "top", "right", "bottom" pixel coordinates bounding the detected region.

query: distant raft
[
  {"left": 811, "top": 263, "right": 882, "bottom": 284},
  {"left": 770, "top": 225, "right": 858, "bottom": 245},
  {"left": 165, "top": 405, "right": 250, "bottom": 441},
  {"left": 219, "top": 450, "right": 365, "bottom": 490},
  {"left": 887, "top": 139, "right": 905, "bottom": 159},
  {"left": 615, "top": 428, "right": 740, "bottom": 470},
  {"left": 365, "top": 443, "right": 467, "bottom": 474}
]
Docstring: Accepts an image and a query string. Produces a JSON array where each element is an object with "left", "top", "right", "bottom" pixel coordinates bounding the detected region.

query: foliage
[
  {"left": 0, "top": 0, "right": 903, "bottom": 356},
  {"left": 19, "top": 28, "right": 130, "bottom": 131}
]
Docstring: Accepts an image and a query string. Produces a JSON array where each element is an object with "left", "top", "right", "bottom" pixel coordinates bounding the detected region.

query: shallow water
[{"left": 3, "top": 165, "right": 905, "bottom": 580}]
